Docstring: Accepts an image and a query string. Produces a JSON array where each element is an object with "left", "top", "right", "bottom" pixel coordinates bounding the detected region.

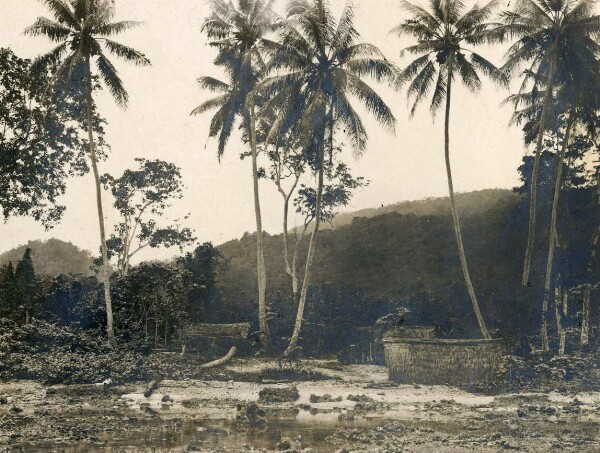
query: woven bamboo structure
[
  {"left": 383, "top": 338, "right": 503, "bottom": 385},
  {"left": 383, "top": 326, "right": 436, "bottom": 340},
  {"left": 185, "top": 323, "right": 251, "bottom": 339}
]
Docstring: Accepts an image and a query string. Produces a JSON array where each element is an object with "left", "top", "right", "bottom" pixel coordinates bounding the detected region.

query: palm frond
[
  {"left": 397, "top": 53, "right": 432, "bottom": 88},
  {"left": 407, "top": 60, "right": 437, "bottom": 116},
  {"left": 456, "top": 54, "right": 482, "bottom": 92},
  {"left": 455, "top": 0, "right": 500, "bottom": 35},
  {"left": 24, "top": 17, "right": 73, "bottom": 41},
  {"left": 335, "top": 92, "right": 367, "bottom": 154},
  {"left": 197, "top": 76, "right": 230, "bottom": 93},
  {"left": 430, "top": 64, "right": 447, "bottom": 115},
  {"left": 345, "top": 58, "right": 398, "bottom": 85},
  {"left": 31, "top": 42, "right": 70, "bottom": 73},
  {"left": 400, "top": 0, "right": 441, "bottom": 29},
  {"left": 96, "top": 49, "right": 129, "bottom": 106},
  {"left": 95, "top": 20, "right": 144, "bottom": 36},
  {"left": 191, "top": 94, "right": 229, "bottom": 115},
  {"left": 39, "top": 0, "right": 78, "bottom": 27},
  {"left": 347, "top": 74, "right": 396, "bottom": 131},
  {"left": 102, "top": 39, "right": 151, "bottom": 66},
  {"left": 469, "top": 51, "right": 508, "bottom": 86}
]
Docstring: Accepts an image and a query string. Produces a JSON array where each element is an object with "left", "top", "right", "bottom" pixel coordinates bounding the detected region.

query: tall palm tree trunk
[
  {"left": 283, "top": 142, "right": 324, "bottom": 358},
  {"left": 522, "top": 62, "right": 556, "bottom": 286},
  {"left": 249, "top": 104, "right": 270, "bottom": 350},
  {"left": 541, "top": 110, "right": 575, "bottom": 351},
  {"left": 85, "top": 57, "right": 115, "bottom": 345},
  {"left": 445, "top": 70, "right": 491, "bottom": 340}
]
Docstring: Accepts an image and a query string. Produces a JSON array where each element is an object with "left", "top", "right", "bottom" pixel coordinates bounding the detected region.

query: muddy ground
[{"left": 1, "top": 359, "right": 600, "bottom": 453}]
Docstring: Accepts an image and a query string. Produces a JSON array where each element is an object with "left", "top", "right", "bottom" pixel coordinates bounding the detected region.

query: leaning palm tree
[
  {"left": 25, "top": 0, "right": 150, "bottom": 344},
  {"left": 394, "top": 0, "right": 508, "bottom": 339},
  {"left": 492, "top": 0, "right": 600, "bottom": 286},
  {"left": 193, "top": 0, "right": 277, "bottom": 350},
  {"left": 258, "top": 0, "right": 397, "bottom": 357}
]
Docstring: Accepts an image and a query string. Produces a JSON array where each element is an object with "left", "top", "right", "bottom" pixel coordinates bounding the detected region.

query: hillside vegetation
[
  {"left": 0, "top": 239, "right": 96, "bottom": 277},
  {"left": 215, "top": 189, "right": 536, "bottom": 345},
  {"left": 300, "top": 189, "right": 521, "bottom": 231}
]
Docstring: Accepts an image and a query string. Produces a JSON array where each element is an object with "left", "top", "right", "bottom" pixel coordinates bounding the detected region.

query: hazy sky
[{"left": 1, "top": 0, "right": 525, "bottom": 261}]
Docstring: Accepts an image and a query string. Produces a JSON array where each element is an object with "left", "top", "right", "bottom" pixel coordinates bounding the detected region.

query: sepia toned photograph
[{"left": 1, "top": 0, "right": 600, "bottom": 451}]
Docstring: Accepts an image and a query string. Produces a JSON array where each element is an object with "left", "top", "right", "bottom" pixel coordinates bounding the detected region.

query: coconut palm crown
[
  {"left": 258, "top": 0, "right": 397, "bottom": 155},
  {"left": 393, "top": 0, "right": 508, "bottom": 116},
  {"left": 192, "top": 0, "right": 278, "bottom": 157},
  {"left": 25, "top": 0, "right": 150, "bottom": 105}
]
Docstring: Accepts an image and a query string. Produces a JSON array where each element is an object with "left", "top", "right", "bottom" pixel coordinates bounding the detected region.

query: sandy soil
[{"left": 1, "top": 359, "right": 599, "bottom": 453}]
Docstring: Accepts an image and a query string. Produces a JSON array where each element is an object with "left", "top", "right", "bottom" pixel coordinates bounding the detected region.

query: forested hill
[
  {"left": 0, "top": 239, "right": 96, "bottom": 277},
  {"left": 214, "top": 187, "right": 542, "bottom": 340},
  {"left": 297, "top": 189, "right": 520, "bottom": 232},
  {"left": 216, "top": 188, "right": 526, "bottom": 303}
]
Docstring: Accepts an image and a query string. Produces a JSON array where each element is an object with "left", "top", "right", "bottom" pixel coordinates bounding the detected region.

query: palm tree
[
  {"left": 25, "top": 0, "right": 150, "bottom": 344},
  {"left": 394, "top": 0, "right": 508, "bottom": 339},
  {"left": 508, "top": 56, "right": 600, "bottom": 351},
  {"left": 258, "top": 0, "right": 397, "bottom": 357},
  {"left": 192, "top": 0, "right": 277, "bottom": 350},
  {"left": 492, "top": 0, "right": 600, "bottom": 286}
]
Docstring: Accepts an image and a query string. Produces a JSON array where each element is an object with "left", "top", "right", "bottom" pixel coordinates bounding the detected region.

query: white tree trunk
[{"left": 86, "top": 57, "right": 115, "bottom": 345}]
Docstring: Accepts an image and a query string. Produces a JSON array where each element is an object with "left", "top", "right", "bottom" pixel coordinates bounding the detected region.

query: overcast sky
[{"left": 0, "top": 0, "right": 525, "bottom": 261}]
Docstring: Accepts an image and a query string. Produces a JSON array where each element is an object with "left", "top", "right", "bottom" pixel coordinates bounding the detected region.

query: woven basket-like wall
[
  {"left": 383, "top": 326, "right": 436, "bottom": 340},
  {"left": 383, "top": 338, "right": 503, "bottom": 385}
]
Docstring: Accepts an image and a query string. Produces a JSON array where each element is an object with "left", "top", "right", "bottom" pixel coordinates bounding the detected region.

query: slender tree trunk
[
  {"left": 522, "top": 62, "right": 556, "bottom": 286},
  {"left": 282, "top": 194, "right": 298, "bottom": 302},
  {"left": 249, "top": 105, "right": 270, "bottom": 350},
  {"left": 155, "top": 320, "right": 159, "bottom": 346},
  {"left": 444, "top": 71, "right": 491, "bottom": 339},
  {"left": 541, "top": 111, "right": 575, "bottom": 351},
  {"left": 581, "top": 285, "right": 591, "bottom": 346},
  {"left": 164, "top": 319, "right": 168, "bottom": 350},
  {"left": 555, "top": 286, "right": 565, "bottom": 356},
  {"left": 284, "top": 142, "right": 326, "bottom": 357},
  {"left": 25, "top": 308, "right": 30, "bottom": 325},
  {"left": 290, "top": 228, "right": 304, "bottom": 303},
  {"left": 86, "top": 57, "right": 115, "bottom": 345}
]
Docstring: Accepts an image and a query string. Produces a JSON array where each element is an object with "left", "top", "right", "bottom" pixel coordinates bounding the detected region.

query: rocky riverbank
[{"left": 1, "top": 360, "right": 600, "bottom": 452}]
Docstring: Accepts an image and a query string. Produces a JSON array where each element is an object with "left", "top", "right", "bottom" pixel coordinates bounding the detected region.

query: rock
[
  {"left": 0, "top": 395, "right": 8, "bottom": 405},
  {"left": 239, "top": 402, "right": 267, "bottom": 427},
  {"left": 309, "top": 394, "right": 342, "bottom": 403},
  {"left": 277, "top": 437, "right": 293, "bottom": 450},
  {"left": 541, "top": 406, "right": 558, "bottom": 415},
  {"left": 347, "top": 394, "right": 375, "bottom": 403},
  {"left": 258, "top": 386, "right": 300, "bottom": 403},
  {"left": 161, "top": 394, "right": 172, "bottom": 403}
]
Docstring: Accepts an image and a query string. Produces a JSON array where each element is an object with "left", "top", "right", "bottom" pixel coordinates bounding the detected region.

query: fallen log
[
  {"left": 198, "top": 346, "right": 237, "bottom": 370},
  {"left": 143, "top": 380, "right": 160, "bottom": 398}
]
